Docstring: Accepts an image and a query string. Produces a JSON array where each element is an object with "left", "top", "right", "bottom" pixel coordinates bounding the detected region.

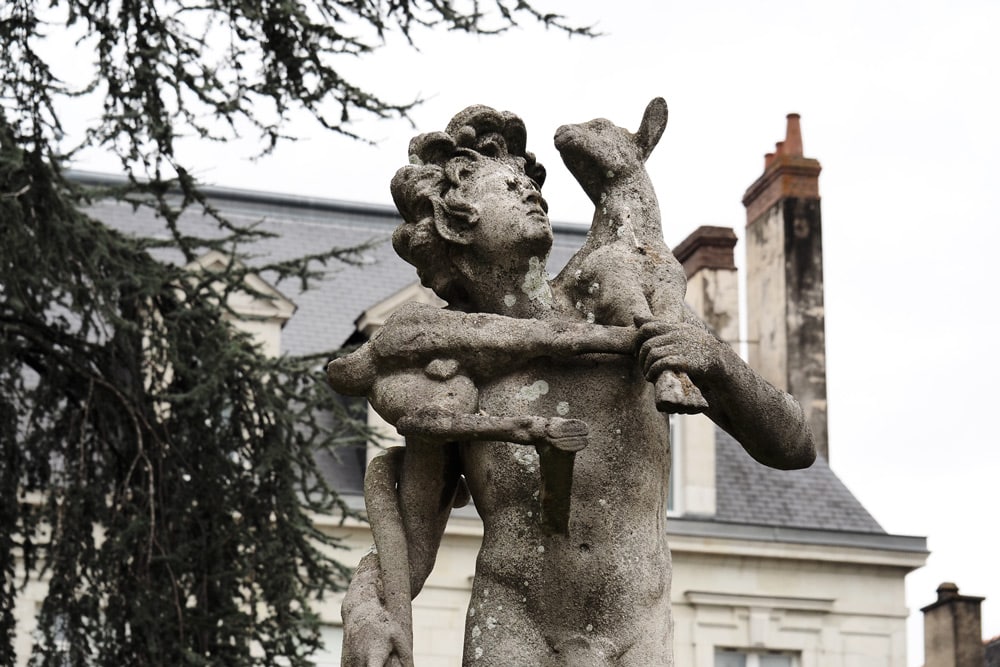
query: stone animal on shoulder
[{"left": 553, "top": 98, "right": 708, "bottom": 413}]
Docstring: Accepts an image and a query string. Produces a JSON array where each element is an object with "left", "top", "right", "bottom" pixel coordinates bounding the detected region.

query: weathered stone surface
[{"left": 327, "top": 100, "right": 816, "bottom": 666}]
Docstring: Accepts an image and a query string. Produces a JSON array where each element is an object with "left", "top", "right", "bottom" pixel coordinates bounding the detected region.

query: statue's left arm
[
  {"left": 637, "top": 313, "right": 816, "bottom": 470},
  {"left": 350, "top": 302, "right": 636, "bottom": 378}
]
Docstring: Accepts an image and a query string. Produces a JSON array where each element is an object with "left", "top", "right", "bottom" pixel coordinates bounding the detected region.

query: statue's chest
[
  {"left": 477, "top": 354, "right": 637, "bottom": 419},
  {"left": 462, "top": 356, "right": 669, "bottom": 515}
]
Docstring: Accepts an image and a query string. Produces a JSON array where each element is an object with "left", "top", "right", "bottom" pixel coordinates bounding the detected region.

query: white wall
[{"left": 319, "top": 517, "right": 921, "bottom": 667}]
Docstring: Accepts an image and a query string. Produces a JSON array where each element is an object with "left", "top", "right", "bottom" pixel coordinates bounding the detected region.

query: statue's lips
[{"left": 526, "top": 207, "right": 548, "bottom": 221}]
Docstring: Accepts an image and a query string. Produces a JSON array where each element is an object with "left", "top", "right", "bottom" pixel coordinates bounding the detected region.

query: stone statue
[{"left": 327, "top": 100, "right": 816, "bottom": 666}]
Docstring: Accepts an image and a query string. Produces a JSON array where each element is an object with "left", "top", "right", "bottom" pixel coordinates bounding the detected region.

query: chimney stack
[
  {"left": 742, "top": 113, "right": 829, "bottom": 460},
  {"left": 671, "top": 226, "right": 741, "bottom": 517},
  {"left": 922, "top": 582, "right": 986, "bottom": 667},
  {"left": 674, "top": 225, "right": 740, "bottom": 348}
]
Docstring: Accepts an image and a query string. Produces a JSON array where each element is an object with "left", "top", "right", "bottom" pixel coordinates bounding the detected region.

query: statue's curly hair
[{"left": 390, "top": 105, "right": 546, "bottom": 304}]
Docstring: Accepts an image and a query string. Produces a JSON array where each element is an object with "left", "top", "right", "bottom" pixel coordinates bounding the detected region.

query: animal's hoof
[
  {"left": 544, "top": 418, "right": 589, "bottom": 452},
  {"left": 654, "top": 371, "right": 708, "bottom": 414}
]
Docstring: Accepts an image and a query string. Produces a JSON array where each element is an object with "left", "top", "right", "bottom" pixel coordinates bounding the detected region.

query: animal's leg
[
  {"left": 396, "top": 408, "right": 588, "bottom": 453},
  {"left": 582, "top": 255, "right": 707, "bottom": 414},
  {"left": 654, "top": 366, "right": 709, "bottom": 414},
  {"left": 368, "top": 368, "right": 478, "bottom": 425}
]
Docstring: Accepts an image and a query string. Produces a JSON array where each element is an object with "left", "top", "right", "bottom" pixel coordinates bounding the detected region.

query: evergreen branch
[{"left": 1, "top": 1, "right": 595, "bottom": 663}]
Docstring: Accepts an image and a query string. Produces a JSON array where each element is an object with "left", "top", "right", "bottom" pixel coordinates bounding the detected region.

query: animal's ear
[
  {"left": 635, "top": 97, "right": 668, "bottom": 161},
  {"left": 432, "top": 199, "right": 477, "bottom": 246}
]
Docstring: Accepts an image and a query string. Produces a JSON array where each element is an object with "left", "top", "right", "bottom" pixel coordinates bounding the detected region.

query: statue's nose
[{"left": 524, "top": 189, "right": 548, "bottom": 213}]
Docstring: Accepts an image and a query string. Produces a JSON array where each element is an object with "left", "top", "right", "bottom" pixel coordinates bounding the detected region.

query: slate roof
[
  {"left": 82, "top": 172, "right": 887, "bottom": 538},
  {"left": 715, "top": 430, "right": 883, "bottom": 533}
]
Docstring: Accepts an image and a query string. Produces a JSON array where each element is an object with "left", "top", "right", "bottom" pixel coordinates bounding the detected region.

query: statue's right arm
[{"left": 636, "top": 313, "right": 816, "bottom": 470}]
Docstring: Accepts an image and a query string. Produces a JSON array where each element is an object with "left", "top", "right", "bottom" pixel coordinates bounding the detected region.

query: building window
[{"left": 715, "top": 648, "right": 798, "bottom": 667}]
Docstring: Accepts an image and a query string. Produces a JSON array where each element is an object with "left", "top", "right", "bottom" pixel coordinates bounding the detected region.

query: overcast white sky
[{"left": 63, "top": 1, "right": 999, "bottom": 663}]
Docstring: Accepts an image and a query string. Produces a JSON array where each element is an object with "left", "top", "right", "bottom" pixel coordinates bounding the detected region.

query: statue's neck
[{"left": 452, "top": 254, "right": 554, "bottom": 319}]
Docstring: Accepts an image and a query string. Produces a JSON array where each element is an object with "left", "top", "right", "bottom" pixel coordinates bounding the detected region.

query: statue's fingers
[
  {"left": 637, "top": 338, "right": 654, "bottom": 370},
  {"left": 636, "top": 319, "right": 672, "bottom": 341},
  {"left": 645, "top": 356, "right": 683, "bottom": 382},
  {"left": 638, "top": 331, "right": 681, "bottom": 368},
  {"left": 638, "top": 334, "right": 666, "bottom": 368}
]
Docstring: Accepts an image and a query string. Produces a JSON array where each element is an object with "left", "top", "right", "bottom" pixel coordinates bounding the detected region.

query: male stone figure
[{"left": 329, "top": 102, "right": 815, "bottom": 666}]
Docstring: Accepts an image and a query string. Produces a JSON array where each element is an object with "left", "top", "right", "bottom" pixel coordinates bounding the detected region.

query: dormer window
[{"left": 185, "top": 250, "right": 296, "bottom": 356}]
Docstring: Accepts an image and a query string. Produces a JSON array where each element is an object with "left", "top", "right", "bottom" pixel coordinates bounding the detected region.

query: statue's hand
[
  {"left": 636, "top": 320, "right": 725, "bottom": 387},
  {"left": 341, "top": 593, "right": 413, "bottom": 667},
  {"left": 341, "top": 556, "right": 414, "bottom": 667}
]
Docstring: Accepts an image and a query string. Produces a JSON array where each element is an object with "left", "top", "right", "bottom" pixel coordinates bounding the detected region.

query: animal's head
[{"left": 554, "top": 98, "right": 668, "bottom": 204}]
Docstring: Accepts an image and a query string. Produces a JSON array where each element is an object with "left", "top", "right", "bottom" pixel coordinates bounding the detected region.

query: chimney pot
[
  {"left": 937, "top": 582, "right": 960, "bottom": 601},
  {"left": 784, "top": 113, "right": 804, "bottom": 156}
]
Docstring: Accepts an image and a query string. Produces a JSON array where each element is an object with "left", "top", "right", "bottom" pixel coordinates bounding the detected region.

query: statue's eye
[{"left": 506, "top": 179, "right": 519, "bottom": 192}]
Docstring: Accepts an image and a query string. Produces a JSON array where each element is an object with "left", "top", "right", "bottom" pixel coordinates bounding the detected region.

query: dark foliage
[{"left": 0, "top": 1, "right": 591, "bottom": 665}]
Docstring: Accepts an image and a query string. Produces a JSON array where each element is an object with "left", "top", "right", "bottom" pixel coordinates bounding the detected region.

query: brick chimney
[
  {"left": 671, "top": 226, "right": 740, "bottom": 517},
  {"left": 922, "top": 582, "right": 986, "bottom": 667},
  {"left": 674, "top": 225, "right": 740, "bottom": 348},
  {"left": 742, "top": 113, "right": 829, "bottom": 460}
]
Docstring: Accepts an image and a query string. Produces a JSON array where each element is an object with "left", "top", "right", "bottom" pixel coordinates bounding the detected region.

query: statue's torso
[{"left": 460, "top": 353, "right": 673, "bottom": 665}]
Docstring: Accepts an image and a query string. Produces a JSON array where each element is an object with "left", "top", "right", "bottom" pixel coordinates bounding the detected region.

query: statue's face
[{"left": 458, "top": 161, "right": 553, "bottom": 258}]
